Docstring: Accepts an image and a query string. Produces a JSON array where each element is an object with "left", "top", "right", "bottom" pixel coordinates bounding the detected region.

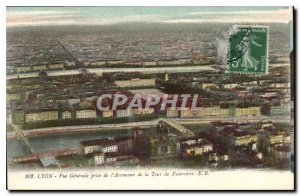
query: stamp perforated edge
[{"left": 226, "top": 24, "right": 269, "bottom": 75}]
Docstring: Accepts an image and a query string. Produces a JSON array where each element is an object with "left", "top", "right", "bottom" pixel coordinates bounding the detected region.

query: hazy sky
[{"left": 7, "top": 7, "right": 293, "bottom": 26}]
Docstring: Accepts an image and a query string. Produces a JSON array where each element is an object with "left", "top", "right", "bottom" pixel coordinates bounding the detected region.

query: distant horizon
[{"left": 7, "top": 6, "right": 293, "bottom": 27}]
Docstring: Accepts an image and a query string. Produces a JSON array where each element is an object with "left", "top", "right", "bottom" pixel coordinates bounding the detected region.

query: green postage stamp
[{"left": 228, "top": 25, "right": 269, "bottom": 74}]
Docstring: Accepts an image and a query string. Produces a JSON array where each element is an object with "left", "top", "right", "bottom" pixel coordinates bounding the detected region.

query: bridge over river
[
  {"left": 11, "top": 148, "right": 80, "bottom": 164},
  {"left": 159, "top": 118, "right": 194, "bottom": 137}
]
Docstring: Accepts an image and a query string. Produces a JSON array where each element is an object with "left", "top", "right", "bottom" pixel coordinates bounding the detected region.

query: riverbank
[
  {"left": 10, "top": 120, "right": 159, "bottom": 139},
  {"left": 7, "top": 65, "right": 215, "bottom": 79}
]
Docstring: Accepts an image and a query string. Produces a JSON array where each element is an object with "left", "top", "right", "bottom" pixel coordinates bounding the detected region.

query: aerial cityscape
[{"left": 7, "top": 7, "right": 294, "bottom": 171}]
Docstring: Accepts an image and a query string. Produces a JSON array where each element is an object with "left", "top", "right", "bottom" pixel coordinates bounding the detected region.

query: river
[{"left": 7, "top": 128, "right": 156, "bottom": 157}]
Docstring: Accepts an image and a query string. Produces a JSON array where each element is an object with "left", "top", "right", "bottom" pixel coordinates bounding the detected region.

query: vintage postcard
[{"left": 6, "top": 6, "right": 294, "bottom": 190}]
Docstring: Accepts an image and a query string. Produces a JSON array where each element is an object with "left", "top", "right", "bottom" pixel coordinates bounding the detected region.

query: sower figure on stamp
[{"left": 240, "top": 35, "right": 262, "bottom": 71}]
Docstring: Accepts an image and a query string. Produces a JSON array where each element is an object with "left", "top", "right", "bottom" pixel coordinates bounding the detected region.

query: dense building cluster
[{"left": 7, "top": 23, "right": 293, "bottom": 170}]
